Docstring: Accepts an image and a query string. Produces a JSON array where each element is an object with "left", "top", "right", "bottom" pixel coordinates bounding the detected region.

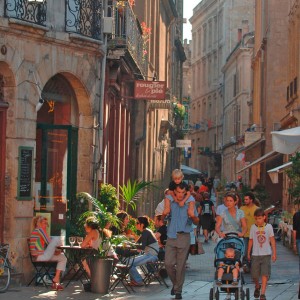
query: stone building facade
[
  {"left": 279, "top": 0, "right": 300, "bottom": 211},
  {"left": 239, "top": 0, "right": 289, "bottom": 207},
  {"left": 0, "top": 0, "right": 104, "bottom": 280},
  {"left": 222, "top": 33, "right": 254, "bottom": 183},
  {"left": 0, "top": 0, "right": 185, "bottom": 281},
  {"left": 188, "top": 0, "right": 254, "bottom": 177}
]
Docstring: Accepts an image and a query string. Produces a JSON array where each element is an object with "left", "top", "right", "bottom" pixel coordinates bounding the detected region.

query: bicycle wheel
[{"left": 0, "top": 255, "right": 10, "bottom": 293}]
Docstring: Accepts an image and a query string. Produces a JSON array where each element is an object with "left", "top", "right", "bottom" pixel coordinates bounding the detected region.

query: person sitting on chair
[
  {"left": 216, "top": 248, "right": 240, "bottom": 286},
  {"left": 29, "top": 216, "right": 67, "bottom": 291}
]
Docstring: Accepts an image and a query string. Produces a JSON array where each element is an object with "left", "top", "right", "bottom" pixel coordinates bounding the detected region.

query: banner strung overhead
[{"left": 134, "top": 80, "right": 166, "bottom": 100}]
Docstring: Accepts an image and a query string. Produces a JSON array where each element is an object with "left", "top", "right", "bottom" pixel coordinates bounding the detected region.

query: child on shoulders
[{"left": 162, "top": 169, "right": 196, "bottom": 219}]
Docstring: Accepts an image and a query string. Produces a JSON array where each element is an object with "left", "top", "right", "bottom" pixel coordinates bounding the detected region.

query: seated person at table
[
  {"left": 154, "top": 214, "right": 167, "bottom": 248},
  {"left": 128, "top": 216, "right": 159, "bottom": 287},
  {"left": 29, "top": 216, "right": 67, "bottom": 291},
  {"left": 81, "top": 217, "right": 117, "bottom": 277},
  {"left": 111, "top": 211, "right": 129, "bottom": 235},
  {"left": 216, "top": 248, "right": 240, "bottom": 286}
]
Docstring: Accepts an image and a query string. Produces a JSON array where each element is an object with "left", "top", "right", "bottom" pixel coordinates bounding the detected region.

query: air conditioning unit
[{"left": 103, "top": 17, "right": 113, "bottom": 34}]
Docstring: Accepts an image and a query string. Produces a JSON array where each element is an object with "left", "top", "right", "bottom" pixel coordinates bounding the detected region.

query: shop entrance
[{"left": 35, "top": 124, "right": 78, "bottom": 237}]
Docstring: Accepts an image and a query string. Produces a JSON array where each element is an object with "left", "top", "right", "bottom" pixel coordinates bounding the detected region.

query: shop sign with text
[{"left": 134, "top": 81, "right": 166, "bottom": 100}]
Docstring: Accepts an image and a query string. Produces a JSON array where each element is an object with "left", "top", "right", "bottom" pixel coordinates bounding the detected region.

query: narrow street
[{"left": 2, "top": 239, "right": 299, "bottom": 300}]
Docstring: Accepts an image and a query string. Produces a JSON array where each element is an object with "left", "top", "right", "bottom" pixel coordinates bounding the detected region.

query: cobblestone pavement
[{"left": 1, "top": 239, "right": 299, "bottom": 300}]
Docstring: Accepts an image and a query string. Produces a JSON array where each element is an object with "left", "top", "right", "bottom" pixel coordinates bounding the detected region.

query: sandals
[
  {"left": 254, "top": 285, "right": 261, "bottom": 298},
  {"left": 260, "top": 295, "right": 266, "bottom": 300},
  {"left": 51, "top": 282, "right": 63, "bottom": 291}
]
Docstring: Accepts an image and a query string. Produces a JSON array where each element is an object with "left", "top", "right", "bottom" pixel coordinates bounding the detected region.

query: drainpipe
[
  {"left": 134, "top": 100, "right": 147, "bottom": 179},
  {"left": 94, "top": 0, "right": 108, "bottom": 196}
]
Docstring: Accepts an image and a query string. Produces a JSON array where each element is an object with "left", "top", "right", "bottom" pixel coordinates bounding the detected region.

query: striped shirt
[{"left": 29, "top": 228, "right": 50, "bottom": 256}]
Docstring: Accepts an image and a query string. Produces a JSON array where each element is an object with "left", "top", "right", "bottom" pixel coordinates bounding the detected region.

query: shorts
[
  {"left": 251, "top": 255, "right": 271, "bottom": 279},
  {"left": 201, "top": 214, "right": 213, "bottom": 230}
]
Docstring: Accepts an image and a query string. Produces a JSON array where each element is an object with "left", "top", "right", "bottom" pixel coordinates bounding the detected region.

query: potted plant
[
  {"left": 119, "top": 179, "right": 154, "bottom": 212},
  {"left": 98, "top": 183, "right": 120, "bottom": 214},
  {"left": 77, "top": 192, "right": 119, "bottom": 294}
]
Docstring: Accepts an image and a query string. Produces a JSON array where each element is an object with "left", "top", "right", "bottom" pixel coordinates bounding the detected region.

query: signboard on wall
[
  {"left": 17, "top": 146, "right": 34, "bottom": 200},
  {"left": 134, "top": 81, "right": 166, "bottom": 100},
  {"left": 176, "top": 140, "right": 191, "bottom": 147}
]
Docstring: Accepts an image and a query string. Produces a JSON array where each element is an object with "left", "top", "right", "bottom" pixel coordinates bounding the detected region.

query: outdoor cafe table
[{"left": 58, "top": 245, "right": 95, "bottom": 287}]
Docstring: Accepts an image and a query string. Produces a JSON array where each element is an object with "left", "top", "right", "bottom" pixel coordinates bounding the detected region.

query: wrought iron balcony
[
  {"left": 5, "top": 0, "right": 47, "bottom": 26},
  {"left": 107, "top": 1, "right": 147, "bottom": 77},
  {"left": 66, "top": 0, "right": 103, "bottom": 41}
]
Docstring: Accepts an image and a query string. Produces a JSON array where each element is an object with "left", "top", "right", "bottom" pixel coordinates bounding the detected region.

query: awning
[
  {"left": 236, "top": 150, "right": 278, "bottom": 173},
  {"left": 180, "top": 164, "right": 202, "bottom": 175},
  {"left": 267, "top": 161, "right": 292, "bottom": 184},
  {"left": 271, "top": 126, "right": 300, "bottom": 154}
]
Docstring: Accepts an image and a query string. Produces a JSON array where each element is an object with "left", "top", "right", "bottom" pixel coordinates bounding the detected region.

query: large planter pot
[{"left": 90, "top": 257, "right": 113, "bottom": 294}]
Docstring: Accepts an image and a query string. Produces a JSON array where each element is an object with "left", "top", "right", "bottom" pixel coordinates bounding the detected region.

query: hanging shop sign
[
  {"left": 176, "top": 139, "right": 191, "bottom": 148},
  {"left": 134, "top": 80, "right": 166, "bottom": 100}
]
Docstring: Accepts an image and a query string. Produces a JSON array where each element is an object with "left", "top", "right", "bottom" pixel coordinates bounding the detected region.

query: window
[
  {"left": 203, "top": 24, "right": 207, "bottom": 53},
  {"left": 290, "top": 81, "right": 294, "bottom": 98}
]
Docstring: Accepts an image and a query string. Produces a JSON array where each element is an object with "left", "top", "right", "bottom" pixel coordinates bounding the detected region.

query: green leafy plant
[
  {"left": 286, "top": 152, "right": 300, "bottom": 206},
  {"left": 125, "top": 216, "right": 138, "bottom": 236},
  {"left": 119, "top": 180, "right": 154, "bottom": 212},
  {"left": 98, "top": 183, "right": 120, "bottom": 214},
  {"left": 77, "top": 192, "right": 119, "bottom": 258}
]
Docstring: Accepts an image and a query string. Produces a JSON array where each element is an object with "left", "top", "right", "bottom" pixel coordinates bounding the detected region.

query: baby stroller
[{"left": 209, "top": 232, "right": 250, "bottom": 300}]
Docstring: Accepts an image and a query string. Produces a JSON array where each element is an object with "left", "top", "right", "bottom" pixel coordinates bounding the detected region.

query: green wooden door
[{"left": 35, "top": 124, "right": 78, "bottom": 239}]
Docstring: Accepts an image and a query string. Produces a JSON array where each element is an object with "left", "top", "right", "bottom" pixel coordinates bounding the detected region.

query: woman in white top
[
  {"left": 215, "top": 192, "right": 247, "bottom": 238},
  {"left": 81, "top": 217, "right": 117, "bottom": 277}
]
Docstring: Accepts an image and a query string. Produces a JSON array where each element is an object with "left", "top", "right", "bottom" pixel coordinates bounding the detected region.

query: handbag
[
  {"left": 196, "top": 238, "right": 205, "bottom": 255},
  {"left": 189, "top": 244, "right": 197, "bottom": 255}
]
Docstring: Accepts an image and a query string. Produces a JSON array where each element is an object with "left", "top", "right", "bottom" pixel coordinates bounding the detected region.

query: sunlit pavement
[{"left": 1, "top": 240, "right": 299, "bottom": 300}]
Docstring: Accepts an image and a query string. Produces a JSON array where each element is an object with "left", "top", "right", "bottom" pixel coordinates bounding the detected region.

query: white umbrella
[{"left": 271, "top": 126, "right": 300, "bottom": 154}]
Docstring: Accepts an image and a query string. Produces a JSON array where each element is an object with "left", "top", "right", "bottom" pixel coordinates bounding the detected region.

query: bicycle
[{"left": 0, "top": 244, "right": 11, "bottom": 293}]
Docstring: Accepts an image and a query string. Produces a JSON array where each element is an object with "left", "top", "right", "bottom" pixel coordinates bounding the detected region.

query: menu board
[{"left": 17, "top": 146, "right": 33, "bottom": 200}]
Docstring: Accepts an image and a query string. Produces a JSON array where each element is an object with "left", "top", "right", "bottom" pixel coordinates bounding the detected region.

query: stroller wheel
[
  {"left": 235, "top": 289, "right": 239, "bottom": 300},
  {"left": 215, "top": 289, "right": 220, "bottom": 300},
  {"left": 246, "top": 288, "right": 250, "bottom": 300},
  {"left": 240, "top": 289, "right": 245, "bottom": 300},
  {"left": 209, "top": 288, "right": 214, "bottom": 300}
]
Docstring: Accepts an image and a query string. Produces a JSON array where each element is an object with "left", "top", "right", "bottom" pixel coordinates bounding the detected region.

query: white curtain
[{"left": 271, "top": 126, "right": 300, "bottom": 154}]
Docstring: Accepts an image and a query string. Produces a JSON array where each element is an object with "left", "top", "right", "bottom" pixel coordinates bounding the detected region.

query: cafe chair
[
  {"left": 27, "top": 238, "right": 56, "bottom": 288},
  {"left": 141, "top": 248, "right": 169, "bottom": 288},
  {"left": 110, "top": 248, "right": 137, "bottom": 293}
]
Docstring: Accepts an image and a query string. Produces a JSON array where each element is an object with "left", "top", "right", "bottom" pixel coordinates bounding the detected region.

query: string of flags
[{"left": 188, "top": 119, "right": 215, "bottom": 131}]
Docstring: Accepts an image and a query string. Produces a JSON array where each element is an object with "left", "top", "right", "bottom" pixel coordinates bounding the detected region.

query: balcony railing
[
  {"left": 66, "top": 0, "right": 103, "bottom": 41},
  {"left": 5, "top": 0, "right": 47, "bottom": 26},
  {"left": 108, "top": 1, "right": 147, "bottom": 77}
]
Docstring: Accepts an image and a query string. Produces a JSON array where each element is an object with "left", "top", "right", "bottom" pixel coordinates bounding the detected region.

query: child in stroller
[
  {"left": 210, "top": 233, "right": 250, "bottom": 300},
  {"left": 216, "top": 248, "right": 239, "bottom": 286}
]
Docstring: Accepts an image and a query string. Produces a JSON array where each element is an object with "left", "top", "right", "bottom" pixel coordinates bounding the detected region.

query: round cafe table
[{"left": 58, "top": 245, "right": 95, "bottom": 287}]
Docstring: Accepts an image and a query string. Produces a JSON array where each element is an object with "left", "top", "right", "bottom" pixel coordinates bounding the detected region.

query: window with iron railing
[
  {"left": 5, "top": 0, "right": 47, "bottom": 26},
  {"left": 66, "top": 0, "right": 103, "bottom": 40}
]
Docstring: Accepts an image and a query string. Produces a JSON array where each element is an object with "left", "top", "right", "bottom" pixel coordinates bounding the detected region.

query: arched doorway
[
  {"left": 0, "top": 73, "right": 9, "bottom": 243},
  {"left": 35, "top": 74, "right": 79, "bottom": 237},
  {"left": 0, "top": 62, "right": 15, "bottom": 243}
]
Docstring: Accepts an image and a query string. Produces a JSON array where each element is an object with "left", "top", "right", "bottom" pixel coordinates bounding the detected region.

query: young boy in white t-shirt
[{"left": 247, "top": 208, "right": 277, "bottom": 300}]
